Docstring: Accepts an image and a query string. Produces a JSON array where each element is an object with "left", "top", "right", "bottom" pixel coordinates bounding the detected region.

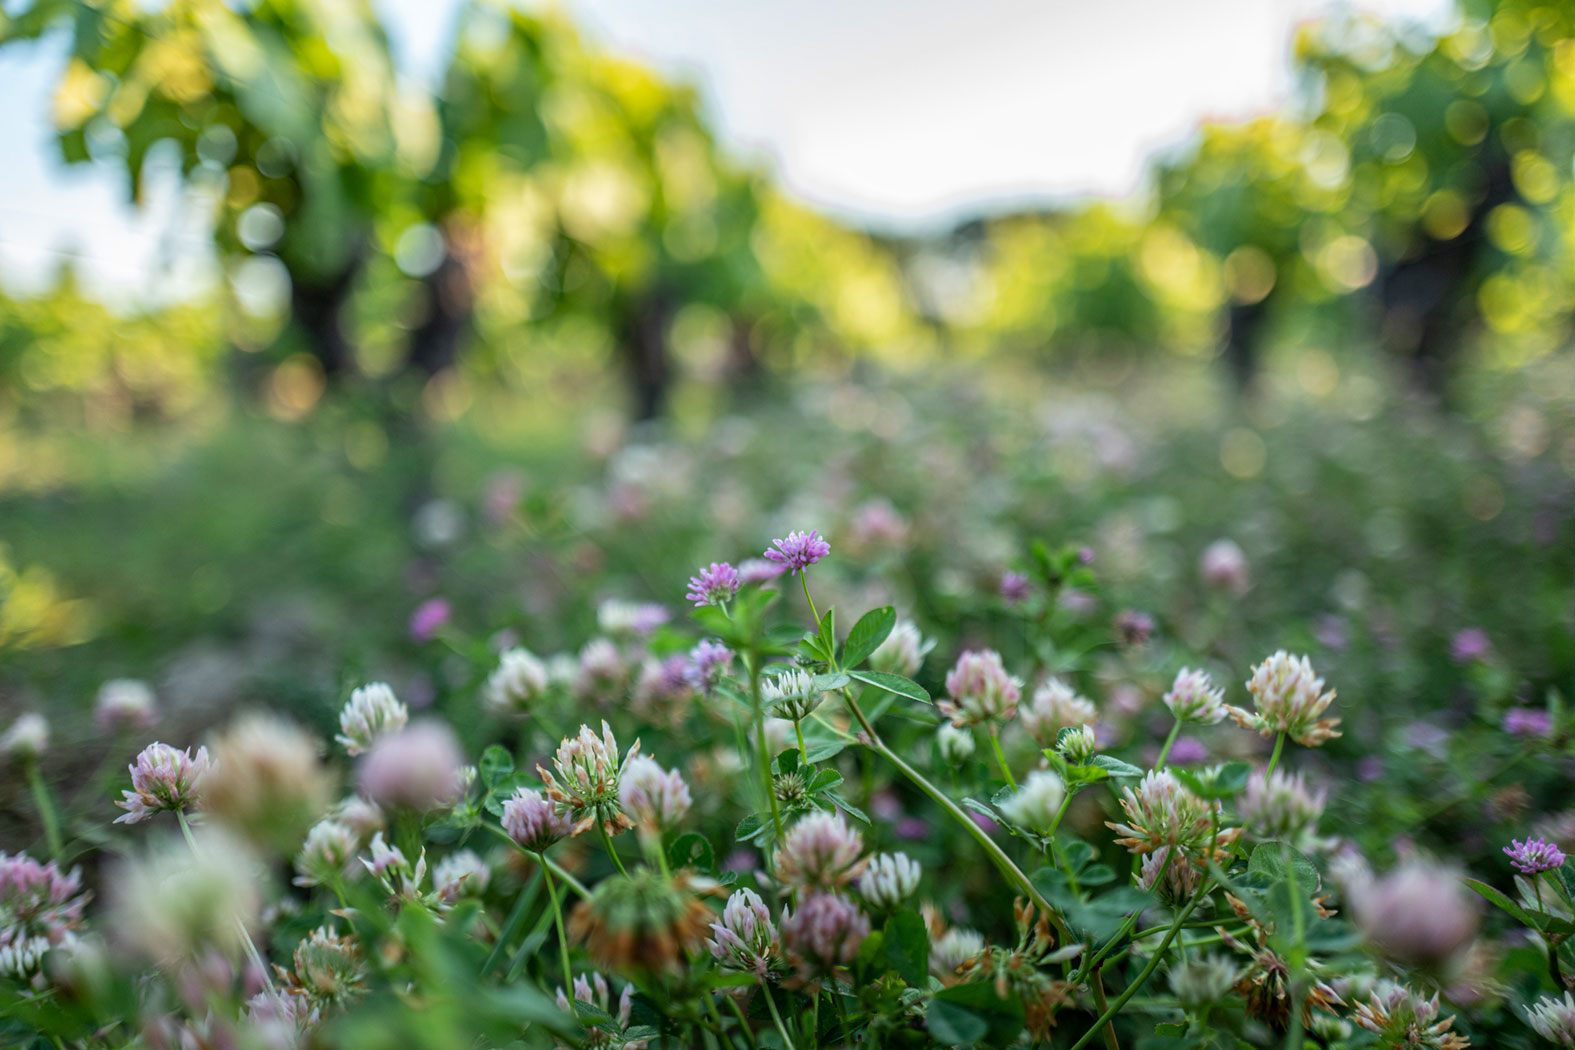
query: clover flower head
[
  {"left": 502, "top": 787, "right": 576, "bottom": 852},
  {"left": 870, "top": 619, "right": 934, "bottom": 677},
  {"left": 360, "top": 831, "right": 432, "bottom": 903},
  {"left": 857, "top": 852, "right": 921, "bottom": 910},
  {"left": 556, "top": 972, "right": 647, "bottom": 1050},
  {"left": 358, "top": 721, "right": 466, "bottom": 813},
  {"left": 204, "top": 712, "right": 334, "bottom": 850},
  {"left": 1505, "top": 835, "right": 1566, "bottom": 875},
  {"left": 336, "top": 683, "right": 408, "bottom": 756},
  {"left": 569, "top": 869, "right": 715, "bottom": 977},
  {"left": 738, "top": 558, "right": 788, "bottom": 585},
  {"left": 1527, "top": 991, "right": 1575, "bottom": 1046},
  {"left": 931, "top": 928, "right": 986, "bottom": 978},
  {"left": 294, "top": 819, "right": 361, "bottom": 888},
  {"left": 1106, "top": 769, "right": 1235, "bottom": 857},
  {"left": 999, "top": 770, "right": 1067, "bottom": 834},
  {"left": 1200, "top": 539, "right": 1250, "bottom": 595},
  {"left": 707, "top": 888, "right": 776, "bottom": 977},
  {"left": 1227, "top": 651, "right": 1341, "bottom": 747},
  {"left": 116, "top": 742, "right": 211, "bottom": 824},
  {"left": 937, "top": 723, "right": 976, "bottom": 764},
  {"left": 111, "top": 828, "right": 264, "bottom": 963},
  {"left": 0, "top": 852, "right": 89, "bottom": 978},
  {"left": 1352, "top": 981, "right": 1470, "bottom": 1050},
  {"left": 538, "top": 721, "right": 640, "bottom": 836},
  {"left": 597, "top": 600, "right": 670, "bottom": 638},
  {"left": 781, "top": 891, "right": 869, "bottom": 984},
  {"left": 1168, "top": 952, "right": 1240, "bottom": 1008},
  {"left": 484, "top": 648, "right": 549, "bottom": 717},
  {"left": 95, "top": 679, "right": 158, "bottom": 732},
  {"left": 1020, "top": 677, "right": 1096, "bottom": 746},
  {"left": 773, "top": 811, "right": 867, "bottom": 890},
  {"left": 1113, "top": 610, "right": 1155, "bottom": 647},
  {"left": 618, "top": 755, "right": 692, "bottom": 834},
  {"left": 1, "top": 714, "right": 48, "bottom": 761},
  {"left": 1351, "top": 861, "right": 1479, "bottom": 968},
  {"left": 1163, "top": 668, "right": 1227, "bottom": 725},
  {"left": 761, "top": 668, "right": 825, "bottom": 722},
  {"left": 575, "top": 638, "right": 627, "bottom": 699},
  {"left": 1504, "top": 707, "right": 1553, "bottom": 739},
  {"left": 686, "top": 562, "right": 740, "bottom": 607},
  {"left": 763, "top": 530, "right": 831, "bottom": 575},
  {"left": 940, "top": 649, "right": 1022, "bottom": 728},
  {"left": 1140, "top": 845, "right": 1206, "bottom": 902},
  {"left": 1058, "top": 724, "right": 1098, "bottom": 763},
  {"left": 999, "top": 571, "right": 1032, "bottom": 602},
  {"left": 433, "top": 850, "right": 491, "bottom": 901},
  {"left": 1238, "top": 769, "right": 1326, "bottom": 850},
  {"left": 287, "top": 925, "right": 367, "bottom": 1007},
  {"left": 685, "top": 640, "right": 733, "bottom": 695}
]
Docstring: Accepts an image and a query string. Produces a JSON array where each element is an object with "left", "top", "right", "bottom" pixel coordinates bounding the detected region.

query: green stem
[
  {"left": 1068, "top": 886, "right": 1210, "bottom": 1050},
  {"left": 759, "top": 980, "right": 796, "bottom": 1050},
  {"left": 598, "top": 824, "right": 629, "bottom": 877},
  {"left": 723, "top": 991, "right": 760, "bottom": 1050},
  {"left": 799, "top": 572, "right": 820, "bottom": 628},
  {"left": 794, "top": 719, "right": 807, "bottom": 761},
  {"left": 484, "top": 870, "right": 542, "bottom": 974},
  {"left": 26, "top": 762, "right": 62, "bottom": 859},
  {"left": 543, "top": 854, "right": 591, "bottom": 898},
  {"left": 1154, "top": 720, "right": 1182, "bottom": 770},
  {"left": 1264, "top": 732, "right": 1287, "bottom": 777},
  {"left": 538, "top": 853, "right": 575, "bottom": 995},
  {"left": 988, "top": 726, "right": 1017, "bottom": 790},
  {"left": 1091, "top": 970, "right": 1122, "bottom": 1050},
  {"left": 702, "top": 992, "right": 741, "bottom": 1050},
  {"left": 749, "top": 659, "right": 786, "bottom": 843},
  {"left": 1075, "top": 849, "right": 1175, "bottom": 984}
]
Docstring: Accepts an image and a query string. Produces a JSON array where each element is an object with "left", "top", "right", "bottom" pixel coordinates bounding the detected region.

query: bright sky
[{"left": 0, "top": 0, "right": 1452, "bottom": 304}]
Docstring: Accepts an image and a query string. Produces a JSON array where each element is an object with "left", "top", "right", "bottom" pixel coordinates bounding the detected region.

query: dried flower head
[
  {"left": 358, "top": 721, "right": 466, "bottom": 813},
  {"left": 686, "top": 562, "right": 740, "bottom": 607},
  {"left": 780, "top": 891, "right": 869, "bottom": 986},
  {"left": 1505, "top": 835, "right": 1566, "bottom": 875},
  {"left": 763, "top": 530, "right": 831, "bottom": 575},
  {"left": 618, "top": 755, "right": 692, "bottom": 835},
  {"left": 538, "top": 721, "right": 641, "bottom": 836},
  {"left": 1162, "top": 668, "right": 1227, "bottom": 725},
  {"left": 761, "top": 668, "right": 826, "bottom": 722},
  {"left": 870, "top": 619, "right": 934, "bottom": 677},
  {"left": 0, "top": 853, "right": 89, "bottom": 978},
  {"left": 484, "top": 649, "right": 550, "bottom": 717},
  {"left": 998, "top": 771, "right": 1067, "bottom": 835},
  {"left": 1020, "top": 678, "right": 1096, "bottom": 746},
  {"left": 858, "top": 852, "right": 921, "bottom": 911},
  {"left": 95, "top": 679, "right": 158, "bottom": 733},
  {"left": 502, "top": 787, "right": 576, "bottom": 853},
  {"left": 955, "top": 899, "right": 1070, "bottom": 1040},
  {"left": 773, "top": 811, "right": 867, "bottom": 890},
  {"left": 335, "top": 683, "right": 408, "bottom": 756},
  {"left": 1226, "top": 651, "right": 1341, "bottom": 747},
  {"left": 569, "top": 869, "right": 716, "bottom": 976},
  {"left": 115, "top": 742, "right": 211, "bottom": 824},
  {"left": 707, "top": 888, "right": 777, "bottom": 978},
  {"left": 940, "top": 649, "right": 1022, "bottom": 727}
]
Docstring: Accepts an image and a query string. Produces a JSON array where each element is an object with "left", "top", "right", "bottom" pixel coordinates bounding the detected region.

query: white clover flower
[
  {"left": 1, "top": 713, "right": 48, "bottom": 760},
  {"left": 294, "top": 819, "right": 360, "bottom": 888},
  {"left": 111, "top": 828, "right": 265, "bottom": 963},
  {"left": 870, "top": 620, "right": 935, "bottom": 678},
  {"left": 336, "top": 683, "right": 408, "bottom": 756},
  {"left": 930, "top": 928, "right": 985, "bottom": 978},
  {"left": 1238, "top": 769, "right": 1326, "bottom": 850},
  {"left": 1200, "top": 539, "right": 1250, "bottom": 595},
  {"left": 707, "top": 888, "right": 777, "bottom": 977},
  {"left": 761, "top": 668, "right": 825, "bottom": 722},
  {"left": 1057, "top": 724, "right": 1098, "bottom": 763},
  {"left": 484, "top": 648, "right": 549, "bottom": 717},
  {"left": 998, "top": 770, "right": 1066, "bottom": 834},
  {"left": 1168, "top": 953, "right": 1240, "bottom": 1008},
  {"left": 434, "top": 850, "right": 491, "bottom": 901},
  {"left": 1020, "top": 678, "right": 1096, "bottom": 747},
  {"left": 1527, "top": 991, "right": 1575, "bottom": 1046},
  {"left": 857, "top": 852, "right": 921, "bottom": 910},
  {"left": 1162, "top": 668, "right": 1227, "bottom": 725},
  {"left": 95, "top": 679, "right": 158, "bottom": 732},
  {"left": 937, "top": 723, "right": 976, "bottom": 764},
  {"left": 538, "top": 721, "right": 641, "bottom": 836},
  {"left": 1226, "top": 651, "right": 1341, "bottom": 747},
  {"left": 939, "top": 650, "right": 1022, "bottom": 727},
  {"left": 773, "top": 811, "right": 867, "bottom": 890},
  {"left": 617, "top": 755, "right": 692, "bottom": 835}
]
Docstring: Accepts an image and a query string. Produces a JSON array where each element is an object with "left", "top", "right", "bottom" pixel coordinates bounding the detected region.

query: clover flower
[
  {"left": 631, "top": 656, "right": 694, "bottom": 725},
  {"left": 1351, "top": 861, "right": 1479, "bottom": 968},
  {"left": 857, "top": 852, "right": 921, "bottom": 910},
  {"left": 285, "top": 925, "right": 366, "bottom": 1009},
  {"left": 707, "top": 888, "right": 777, "bottom": 978},
  {"left": 1, "top": 713, "right": 48, "bottom": 760},
  {"left": 618, "top": 755, "right": 692, "bottom": 835},
  {"left": 95, "top": 679, "right": 158, "bottom": 733},
  {"left": 335, "top": 683, "right": 408, "bottom": 756},
  {"left": 940, "top": 649, "right": 1022, "bottom": 727},
  {"left": 409, "top": 598, "right": 451, "bottom": 641},
  {"left": 999, "top": 571, "right": 1031, "bottom": 602},
  {"left": 111, "top": 828, "right": 264, "bottom": 964},
  {"left": 597, "top": 600, "right": 670, "bottom": 638},
  {"left": 433, "top": 850, "right": 491, "bottom": 901},
  {"left": 1352, "top": 982, "right": 1470, "bottom": 1050},
  {"left": 870, "top": 619, "right": 934, "bottom": 677},
  {"left": 0, "top": 853, "right": 89, "bottom": 978},
  {"left": 1168, "top": 953, "right": 1240, "bottom": 1008},
  {"left": 738, "top": 558, "right": 788, "bottom": 585},
  {"left": 1020, "top": 677, "right": 1096, "bottom": 746},
  {"left": 1450, "top": 627, "right": 1492, "bottom": 665},
  {"left": 1163, "top": 668, "right": 1227, "bottom": 725},
  {"left": 999, "top": 770, "right": 1067, "bottom": 835},
  {"left": 1058, "top": 724, "right": 1098, "bottom": 763},
  {"left": 503, "top": 788, "right": 576, "bottom": 853},
  {"left": 773, "top": 811, "right": 867, "bottom": 890},
  {"left": 781, "top": 891, "right": 869, "bottom": 985},
  {"left": 761, "top": 668, "right": 825, "bottom": 722},
  {"left": 358, "top": 721, "right": 466, "bottom": 813},
  {"left": 1505, "top": 835, "right": 1566, "bottom": 875},
  {"left": 937, "top": 723, "right": 976, "bottom": 764},
  {"left": 484, "top": 649, "right": 549, "bottom": 717},
  {"left": 1113, "top": 610, "right": 1155, "bottom": 647},
  {"left": 686, "top": 640, "right": 733, "bottom": 695},
  {"left": 1200, "top": 539, "right": 1250, "bottom": 595},
  {"left": 360, "top": 832, "right": 434, "bottom": 904},
  {"left": 1504, "top": 707, "right": 1553, "bottom": 739},
  {"left": 1238, "top": 769, "right": 1326, "bottom": 850},
  {"left": 1226, "top": 651, "right": 1341, "bottom": 747},
  {"left": 931, "top": 927, "right": 986, "bottom": 979},
  {"left": 575, "top": 638, "right": 628, "bottom": 699},
  {"left": 556, "top": 972, "right": 648, "bottom": 1050},
  {"left": 1107, "top": 769, "right": 1237, "bottom": 858},
  {"left": 1527, "top": 991, "right": 1575, "bottom": 1046},
  {"left": 764, "top": 529, "right": 831, "bottom": 575},
  {"left": 203, "top": 713, "right": 334, "bottom": 853},
  {"left": 538, "top": 721, "right": 641, "bottom": 837},
  {"left": 294, "top": 819, "right": 361, "bottom": 888},
  {"left": 686, "top": 562, "right": 740, "bottom": 607},
  {"left": 1140, "top": 845, "right": 1206, "bottom": 902},
  {"left": 569, "top": 869, "right": 716, "bottom": 976},
  {"left": 115, "top": 742, "right": 211, "bottom": 824}
]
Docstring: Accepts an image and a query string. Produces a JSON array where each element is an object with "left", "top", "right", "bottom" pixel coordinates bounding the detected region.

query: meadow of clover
[{"left": 4, "top": 0, "right": 1575, "bottom": 1048}]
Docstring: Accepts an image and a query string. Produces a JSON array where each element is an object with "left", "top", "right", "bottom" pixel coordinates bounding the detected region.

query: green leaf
[
  {"left": 817, "top": 607, "right": 836, "bottom": 660},
  {"left": 1090, "top": 754, "right": 1145, "bottom": 779},
  {"left": 478, "top": 745, "right": 514, "bottom": 788},
  {"left": 1080, "top": 863, "right": 1116, "bottom": 886},
  {"left": 668, "top": 832, "right": 715, "bottom": 874},
  {"left": 928, "top": 983, "right": 1025, "bottom": 1048},
  {"left": 884, "top": 909, "right": 929, "bottom": 985},
  {"left": 807, "top": 768, "right": 844, "bottom": 793},
  {"left": 1174, "top": 761, "right": 1251, "bottom": 799},
  {"left": 1462, "top": 877, "right": 1539, "bottom": 927},
  {"left": 826, "top": 791, "right": 870, "bottom": 825},
  {"left": 842, "top": 606, "right": 896, "bottom": 669},
  {"left": 735, "top": 814, "right": 766, "bottom": 842},
  {"left": 847, "top": 670, "right": 930, "bottom": 704}
]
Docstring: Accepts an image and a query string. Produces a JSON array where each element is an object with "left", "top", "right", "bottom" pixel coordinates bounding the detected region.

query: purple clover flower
[
  {"left": 763, "top": 530, "right": 830, "bottom": 575},
  {"left": 738, "top": 558, "right": 788, "bottom": 585},
  {"left": 409, "top": 598, "right": 451, "bottom": 642},
  {"left": 1451, "top": 627, "right": 1492, "bottom": 665},
  {"left": 1504, "top": 707, "right": 1553, "bottom": 739},
  {"left": 1505, "top": 835, "right": 1566, "bottom": 875},
  {"left": 1167, "top": 736, "right": 1208, "bottom": 765},
  {"left": 999, "top": 571, "right": 1031, "bottom": 603},
  {"left": 686, "top": 562, "right": 740, "bottom": 607},
  {"left": 686, "top": 640, "right": 733, "bottom": 694}
]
